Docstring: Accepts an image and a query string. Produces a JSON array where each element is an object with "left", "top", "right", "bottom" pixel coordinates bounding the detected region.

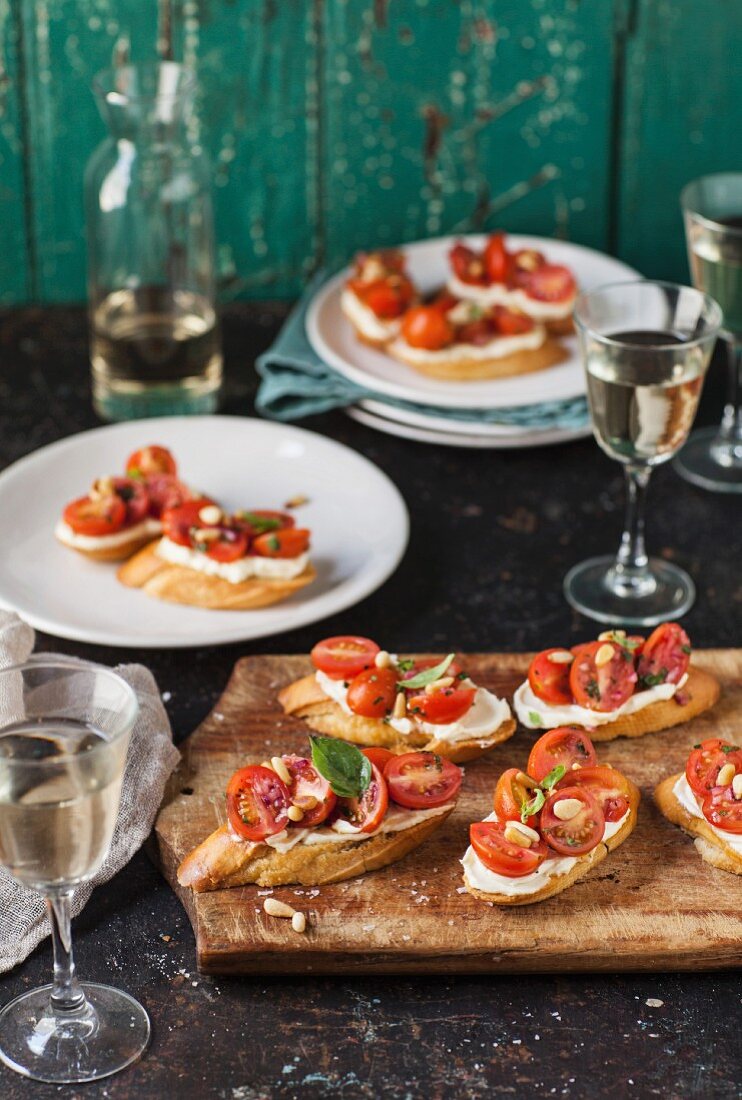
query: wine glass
[
  {"left": 0, "top": 660, "right": 149, "bottom": 1083},
  {"left": 564, "top": 281, "right": 722, "bottom": 626}
]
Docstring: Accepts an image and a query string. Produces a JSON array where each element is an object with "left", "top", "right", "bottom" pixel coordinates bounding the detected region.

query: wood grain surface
[{"left": 152, "top": 649, "right": 742, "bottom": 976}]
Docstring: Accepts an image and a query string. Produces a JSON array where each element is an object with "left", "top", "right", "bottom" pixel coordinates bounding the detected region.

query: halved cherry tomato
[
  {"left": 111, "top": 477, "right": 150, "bottom": 525},
  {"left": 457, "top": 318, "right": 495, "bottom": 346},
  {"left": 126, "top": 445, "right": 177, "bottom": 479},
  {"left": 162, "top": 498, "right": 216, "bottom": 546},
  {"left": 429, "top": 292, "right": 459, "bottom": 315},
  {"left": 198, "top": 526, "right": 249, "bottom": 563},
  {"left": 449, "top": 243, "right": 487, "bottom": 285},
  {"left": 252, "top": 528, "right": 310, "bottom": 558},
  {"left": 400, "top": 658, "right": 464, "bottom": 683},
  {"left": 702, "top": 785, "right": 742, "bottom": 833},
  {"left": 598, "top": 631, "right": 646, "bottom": 658},
  {"left": 556, "top": 764, "right": 631, "bottom": 823},
  {"left": 282, "top": 755, "right": 336, "bottom": 827},
  {"left": 510, "top": 248, "right": 546, "bottom": 278},
  {"left": 527, "top": 728, "right": 597, "bottom": 783},
  {"left": 527, "top": 648, "right": 574, "bottom": 706},
  {"left": 358, "top": 277, "right": 414, "bottom": 319},
  {"left": 310, "top": 636, "right": 380, "bottom": 681},
  {"left": 470, "top": 821, "right": 549, "bottom": 877},
  {"left": 493, "top": 306, "right": 534, "bottom": 336},
  {"left": 63, "top": 493, "right": 127, "bottom": 537},
  {"left": 493, "top": 767, "right": 538, "bottom": 824},
  {"left": 339, "top": 762, "right": 388, "bottom": 833},
  {"left": 484, "top": 233, "right": 509, "bottom": 283},
  {"left": 405, "top": 685, "right": 476, "bottom": 725},
  {"left": 362, "top": 747, "right": 396, "bottom": 773},
  {"left": 144, "top": 474, "right": 193, "bottom": 518},
  {"left": 637, "top": 622, "right": 691, "bottom": 688},
  {"left": 522, "top": 263, "right": 576, "bottom": 303},
  {"left": 686, "top": 739, "right": 742, "bottom": 798},
  {"left": 569, "top": 640, "right": 637, "bottom": 712},
  {"left": 346, "top": 667, "right": 398, "bottom": 719},
  {"left": 384, "top": 751, "right": 462, "bottom": 809},
  {"left": 401, "top": 306, "right": 455, "bottom": 350},
  {"left": 540, "top": 786, "right": 605, "bottom": 855},
  {"left": 226, "top": 764, "right": 291, "bottom": 841}
]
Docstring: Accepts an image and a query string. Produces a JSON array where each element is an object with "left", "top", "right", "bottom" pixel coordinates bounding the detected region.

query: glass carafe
[{"left": 85, "top": 62, "right": 222, "bottom": 420}]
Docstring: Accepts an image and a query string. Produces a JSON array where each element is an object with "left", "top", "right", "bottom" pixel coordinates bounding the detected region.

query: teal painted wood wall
[{"left": 0, "top": 0, "right": 740, "bottom": 305}]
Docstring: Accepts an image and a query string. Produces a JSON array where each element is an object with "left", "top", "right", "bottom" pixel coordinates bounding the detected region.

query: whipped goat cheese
[
  {"left": 155, "top": 537, "right": 309, "bottom": 584},
  {"left": 389, "top": 325, "right": 545, "bottom": 364},
  {"left": 514, "top": 674, "right": 688, "bottom": 729},
  {"left": 447, "top": 273, "right": 575, "bottom": 320},
  {"left": 672, "top": 774, "right": 742, "bottom": 855},
  {"left": 55, "top": 517, "right": 161, "bottom": 551}
]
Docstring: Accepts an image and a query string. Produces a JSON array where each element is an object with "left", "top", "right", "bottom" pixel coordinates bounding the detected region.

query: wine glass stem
[
  {"left": 615, "top": 464, "right": 651, "bottom": 580},
  {"left": 46, "top": 892, "right": 85, "bottom": 1013},
  {"left": 719, "top": 339, "right": 742, "bottom": 444}
]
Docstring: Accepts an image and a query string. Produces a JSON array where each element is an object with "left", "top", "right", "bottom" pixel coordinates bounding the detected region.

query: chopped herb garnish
[
  {"left": 681, "top": 644, "right": 691, "bottom": 655},
  {"left": 639, "top": 668, "right": 668, "bottom": 689},
  {"left": 396, "top": 658, "right": 415, "bottom": 673},
  {"left": 585, "top": 679, "right": 601, "bottom": 701},
  {"left": 266, "top": 534, "right": 281, "bottom": 553},
  {"left": 236, "top": 511, "right": 283, "bottom": 534},
  {"left": 528, "top": 711, "right": 542, "bottom": 726},
  {"left": 721, "top": 744, "right": 740, "bottom": 754}
]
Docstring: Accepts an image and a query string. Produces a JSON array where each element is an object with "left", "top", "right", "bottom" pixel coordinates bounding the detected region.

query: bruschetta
[
  {"left": 386, "top": 296, "right": 568, "bottom": 381},
  {"left": 118, "top": 501, "right": 314, "bottom": 609},
  {"left": 55, "top": 444, "right": 199, "bottom": 561},
  {"left": 340, "top": 249, "right": 418, "bottom": 347},
  {"left": 513, "top": 623, "right": 720, "bottom": 741},
  {"left": 447, "top": 232, "right": 577, "bottom": 334},
  {"left": 177, "top": 739, "right": 462, "bottom": 891},
  {"left": 279, "top": 637, "right": 516, "bottom": 764},
  {"left": 462, "top": 729, "right": 639, "bottom": 905},
  {"left": 655, "top": 738, "right": 742, "bottom": 875}
]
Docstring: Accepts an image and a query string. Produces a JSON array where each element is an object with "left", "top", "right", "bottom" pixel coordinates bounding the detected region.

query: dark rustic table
[{"left": 0, "top": 305, "right": 739, "bottom": 1099}]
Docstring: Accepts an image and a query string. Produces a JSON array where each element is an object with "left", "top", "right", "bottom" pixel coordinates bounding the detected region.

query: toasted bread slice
[
  {"left": 117, "top": 540, "right": 316, "bottom": 610},
  {"left": 55, "top": 528, "right": 156, "bottom": 562},
  {"left": 463, "top": 779, "right": 640, "bottom": 906},
  {"left": 575, "top": 668, "right": 720, "bottom": 742},
  {"left": 545, "top": 315, "right": 575, "bottom": 336},
  {"left": 654, "top": 774, "right": 742, "bottom": 876},
  {"left": 386, "top": 335, "right": 568, "bottom": 381},
  {"left": 177, "top": 807, "right": 454, "bottom": 892},
  {"left": 278, "top": 674, "right": 516, "bottom": 763}
]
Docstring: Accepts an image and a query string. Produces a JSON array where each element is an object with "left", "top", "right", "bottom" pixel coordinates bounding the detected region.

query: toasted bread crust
[
  {"left": 177, "top": 808, "right": 453, "bottom": 892},
  {"left": 654, "top": 774, "right": 742, "bottom": 876},
  {"left": 56, "top": 529, "right": 156, "bottom": 562},
  {"left": 387, "top": 336, "right": 568, "bottom": 381},
  {"left": 117, "top": 541, "right": 316, "bottom": 610},
  {"left": 464, "top": 779, "right": 640, "bottom": 906},
  {"left": 278, "top": 674, "right": 516, "bottom": 763},
  {"left": 545, "top": 315, "right": 575, "bottom": 336}
]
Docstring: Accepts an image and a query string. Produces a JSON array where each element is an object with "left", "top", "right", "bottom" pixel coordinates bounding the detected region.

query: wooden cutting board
[{"left": 152, "top": 651, "right": 742, "bottom": 975}]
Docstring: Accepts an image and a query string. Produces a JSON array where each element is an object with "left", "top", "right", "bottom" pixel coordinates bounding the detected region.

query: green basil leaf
[
  {"left": 540, "top": 764, "right": 567, "bottom": 791},
  {"left": 398, "top": 654, "right": 455, "bottom": 690},
  {"left": 528, "top": 711, "right": 542, "bottom": 727},
  {"left": 521, "top": 788, "right": 545, "bottom": 823},
  {"left": 309, "top": 735, "right": 371, "bottom": 798}
]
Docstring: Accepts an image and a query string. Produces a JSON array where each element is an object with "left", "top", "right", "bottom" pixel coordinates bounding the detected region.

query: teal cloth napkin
[{"left": 256, "top": 272, "right": 589, "bottom": 429}]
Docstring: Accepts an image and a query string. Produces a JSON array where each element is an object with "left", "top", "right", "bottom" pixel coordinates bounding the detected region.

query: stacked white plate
[{"left": 306, "top": 235, "right": 640, "bottom": 448}]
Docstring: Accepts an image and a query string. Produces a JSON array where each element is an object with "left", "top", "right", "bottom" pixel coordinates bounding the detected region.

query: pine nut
[
  {"left": 571, "top": 762, "right": 582, "bottom": 770},
  {"left": 375, "top": 650, "right": 392, "bottom": 669},
  {"left": 505, "top": 820, "right": 540, "bottom": 846},
  {"left": 599, "top": 629, "right": 625, "bottom": 641},
  {"left": 291, "top": 912, "right": 307, "bottom": 934},
  {"left": 732, "top": 775, "right": 742, "bottom": 800},
  {"left": 393, "top": 692, "right": 407, "bottom": 718},
  {"left": 552, "top": 798, "right": 582, "bottom": 821},
  {"left": 271, "top": 756, "right": 292, "bottom": 785},
  {"left": 284, "top": 494, "right": 309, "bottom": 509},
  {"left": 263, "top": 898, "right": 295, "bottom": 919},
  {"left": 504, "top": 823, "right": 533, "bottom": 849},
  {"left": 424, "top": 676, "right": 455, "bottom": 695},
  {"left": 595, "top": 643, "right": 615, "bottom": 668},
  {"left": 260, "top": 760, "right": 272, "bottom": 771},
  {"left": 717, "top": 762, "right": 736, "bottom": 787},
  {"left": 547, "top": 650, "right": 574, "bottom": 664},
  {"left": 91, "top": 476, "right": 115, "bottom": 499},
  {"left": 302, "top": 795, "right": 318, "bottom": 810},
  {"left": 198, "top": 504, "right": 223, "bottom": 525},
  {"left": 287, "top": 805, "right": 304, "bottom": 822}
]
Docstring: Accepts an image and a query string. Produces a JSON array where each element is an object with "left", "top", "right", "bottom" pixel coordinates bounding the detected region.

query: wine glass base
[
  {"left": 0, "top": 982, "right": 150, "bottom": 1083},
  {"left": 563, "top": 555, "right": 696, "bottom": 627},
  {"left": 673, "top": 426, "right": 742, "bottom": 493}
]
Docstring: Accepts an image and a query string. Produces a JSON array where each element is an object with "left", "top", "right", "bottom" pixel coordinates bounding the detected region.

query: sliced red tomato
[
  {"left": 457, "top": 318, "right": 496, "bottom": 346},
  {"left": 569, "top": 640, "right": 637, "bottom": 712},
  {"left": 197, "top": 525, "right": 249, "bottom": 563},
  {"left": 226, "top": 764, "right": 291, "bottom": 841},
  {"left": 522, "top": 263, "right": 576, "bottom": 303},
  {"left": 111, "top": 477, "right": 150, "bottom": 525},
  {"left": 556, "top": 764, "right": 631, "bottom": 823},
  {"left": 281, "top": 755, "right": 337, "bottom": 827},
  {"left": 144, "top": 474, "right": 193, "bottom": 518},
  {"left": 527, "top": 728, "right": 597, "bottom": 783},
  {"left": 449, "top": 242, "right": 487, "bottom": 285},
  {"left": 493, "top": 306, "right": 534, "bottom": 336},
  {"left": 310, "top": 636, "right": 380, "bottom": 681},
  {"left": 339, "top": 762, "right": 388, "bottom": 833},
  {"left": 483, "top": 233, "right": 510, "bottom": 283},
  {"left": 384, "top": 751, "right": 462, "bottom": 809},
  {"left": 125, "top": 445, "right": 177, "bottom": 479},
  {"left": 359, "top": 277, "right": 414, "bottom": 319},
  {"left": 686, "top": 739, "right": 742, "bottom": 798},
  {"left": 362, "top": 747, "right": 396, "bottom": 773},
  {"left": 401, "top": 306, "right": 455, "bottom": 350},
  {"left": 470, "top": 821, "right": 549, "bottom": 877},
  {"left": 540, "top": 786, "right": 605, "bottom": 855},
  {"left": 252, "top": 528, "right": 310, "bottom": 558},
  {"left": 493, "top": 767, "right": 538, "bottom": 824},
  {"left": 405, "top": 685, "right": 476, "bottom": 725},
  {"left": 702, "top": 785, "right": 742, "bottom": 833},
  {"left": 346, "top": 668, "right": 397, "bottom": 719},
  {"left": 63, "top": 493, "right": 127, "bottom": 537},
  {"left": 162, "top": 498, "right": 217, "bottom": 546},
  {"left": 527, "top": 648, "right": 574, "bottom": 706},
  {"left": 637, "top": 622, "right": 691, "bottom": 688}
]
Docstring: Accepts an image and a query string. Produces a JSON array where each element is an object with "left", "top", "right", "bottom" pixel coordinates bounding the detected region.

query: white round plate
[
  {"left": 358, "top": 398, "right": 585, "bottom": 438},
  {"left": 346, "top": 405, "right": 591, "bottom": 449},
  {"left": 0, "top": 417, "right": 409, "bottom": 648},
  {"left": 307, "top": 235, "right": 640, "bottom": 410}
]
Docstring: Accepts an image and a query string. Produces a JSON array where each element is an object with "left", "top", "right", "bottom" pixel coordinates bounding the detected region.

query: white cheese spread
[
  {"left": 672, "top": 774, "right": 742, "bottom": 855},
  {"left": 155, "top": 537, "right": 309, "bottom": 584},
  {"left": 447, "top": 273, "right": 575, "bottom": 320},
  {"left": 513, "top": 673, "right": 688, "bottom": 729},
  {"left": 389, "top": 324, "right": 545, "bottom": 364},
  {"left": 340, "top": 288, "right": 401, "bottom": 342},
  {"left": 227, "top": 802, "right": 452, "bottom": 851},
  {"left": 55, "top": 517, "right": 161, "bottom": 551},
  {"left": 315, "top": 671, "right": 511, "bottom": 744}
]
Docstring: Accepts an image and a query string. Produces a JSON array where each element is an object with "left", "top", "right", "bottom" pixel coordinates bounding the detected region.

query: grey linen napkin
[{"left": 0, "top": 611, "right": 180, "bottom": 973}]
